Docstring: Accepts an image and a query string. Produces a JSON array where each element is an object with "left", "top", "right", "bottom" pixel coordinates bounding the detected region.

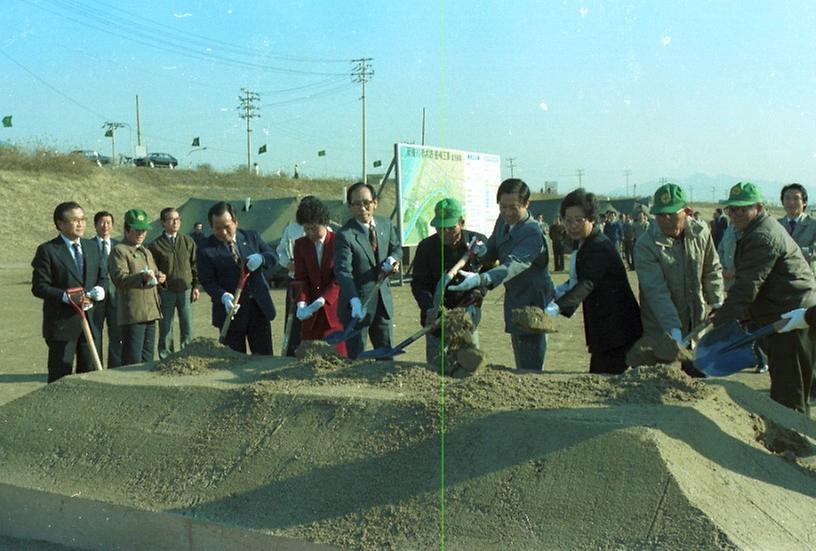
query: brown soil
[
  {"left": 293, "top": 340, "right": 348, "bottom": 371},
  {"left": 153, "top": 337, "right": 246, "bottom": 375},
  {"left": 511, "top": 306, "right": 556, "bottom": 333},
  {"left": 627, "top": 332, "right": 694, "bottom": 367}
]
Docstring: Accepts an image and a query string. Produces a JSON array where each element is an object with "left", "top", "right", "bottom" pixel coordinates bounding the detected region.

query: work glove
[
  {"left": 448, "top": 270, "right": 490, "bottom": 292},
  {"left": 669, "top": 328, "right": 683, "bottom": 344},
  {"left": 779, "top": 307, "right": 809, "bottom": 333},
  {"left": 544, "top": 301, "right": 560, "bottom": 317},
  {"left": 350, "top": 297, "right": 365, "bottom": 320},
  {"left": 308, "top": 296, "right": 326, "bottom": 312},
  {"left": 221, "top": 292, "right": 239, "bottom": 315},
  {"left": 143, "top": 268, "right": 158, "bottom": 287},
  {"left": 554, "top": 281, "right": 574, "bottom": 300},
  {"left": 246, "top": 253, "right": 264, "bottom": 272},
  {"left": 296, "top": 301, "right": 312, "bottom": 321},
  {"left": 86, "top": 286, "right": 105, "bottom": 302},
  {"left": 469, "top": 238, "right": 487, "bottom": 258},
  {"left": 381, "top": 256, "right": 399, "bottom": 273}
]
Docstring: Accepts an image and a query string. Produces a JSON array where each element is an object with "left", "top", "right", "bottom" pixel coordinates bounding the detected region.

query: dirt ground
[{"left": 2, "top": 263, "right": 816, "bottom": 550}]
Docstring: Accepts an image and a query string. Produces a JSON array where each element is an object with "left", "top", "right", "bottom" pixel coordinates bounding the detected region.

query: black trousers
[
  {"left": 284, "top": 281, "right": 302, "bottom": 357},
  {"left": 345, "top": 297, "right": 392, "bottom": 360},
  {"left": 223, "top": 298, "right": 273, "bottom": 355},
  {"left": 762, "top": 329, "right": 814, "bottom": 414},
  {"left": 46, "top": 335, "right": 95, "bottom": 383},
  {"left": 589, "top": 345, "right": 629, "bottom": 375},
  {"left": 552, "top": 246, "right": 565, "bottom": 272}
]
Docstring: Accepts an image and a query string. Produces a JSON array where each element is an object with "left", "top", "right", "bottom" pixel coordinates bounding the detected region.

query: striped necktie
[
  {"left": 228, "top": 240, "right": 241, "bottom": 265},
  {"left": 71, "top": 243, "right": 84, "bottom": 276},
  {"left": 368, "top": 223, "right": 378, "bottom": 253}
]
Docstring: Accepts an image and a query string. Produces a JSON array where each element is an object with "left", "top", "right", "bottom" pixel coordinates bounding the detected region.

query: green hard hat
[
  {"left": 650, "top": 183, "right": 687, "bottom": 215},
  {"left": 430, "top": 197, "right": 464, "bottom": 228},
  {"left": 720, "top": 182, "right": 764, "bottom": 207},
  {"left": 124, "top": 208, "right": 151, "bottom": 230}
]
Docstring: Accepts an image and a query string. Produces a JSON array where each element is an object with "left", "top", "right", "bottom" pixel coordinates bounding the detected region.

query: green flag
[
  {"left": 2, "top": 116, "right": 11, "bottom": 128},
  {"left": 372, "top": 159, "right": 382, "bottom": 168},
  {"left": 317, "top": 150, "right": 326, "bottom": 157},
  {"left": 104, "top": 129, "right": 113, "bottom": 137},
  {"left": 192, "top": 137, "right": 200, "bottom": 147},
  {"left": 258, "top": 144, "right": 267, "bottom": 154}
]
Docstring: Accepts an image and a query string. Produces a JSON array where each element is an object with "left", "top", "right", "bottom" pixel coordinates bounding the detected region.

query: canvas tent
[{"left": 529, "top": 196, "right": 652, "bottom": 223}]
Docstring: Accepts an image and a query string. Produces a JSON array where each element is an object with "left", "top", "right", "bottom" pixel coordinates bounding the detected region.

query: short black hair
[
  {"left": 207, "top": 201, "right": 237, "bottom": 226},
  {"left": 160, "top": 207, "right": 179, "bottom": 221},
  {"left": 346, "top": 181, "right": 377, "bottom": 204},
  {"left": 560, "top": 188, "right": 598, "bottom": 220},
  {"left": 296, "top": 196, "right": 330, "bottom": 226},
  {"left": 53, "top": 202, "right": 83, "bottom": 229},
  {"left": 496, "top": 178, "right": 531, "bottom": 203},
  {"left": 781, "top": 183, "right": 808, "bottom": 205},
  {"left": 94, "top": 210, "right": 114, "bottom": 225},
  {"left": 715, "top": 208, "right": 723, "bottom": 215}
]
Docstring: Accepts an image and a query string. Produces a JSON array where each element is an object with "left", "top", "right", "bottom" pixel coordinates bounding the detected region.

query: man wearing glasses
[
  {"left": 713, "top": 182, "right": 816, "bottom": 413},
  {"left": 333, "top": 182, "right": 401, "bottom": 359},
  {"left": 633, "top": 183, "right": 724, "bottom": 377}
]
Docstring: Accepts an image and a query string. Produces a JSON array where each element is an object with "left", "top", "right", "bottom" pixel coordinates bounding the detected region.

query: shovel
[
  {"left": 66, "top": 287, "right": 103, "bottom": 372},
  {"left": 693, "top": 318, "right": 786, "bottom": 376},
  {"left": 325, "top": 270, "right": 390, "bottom": 345},
  {"left": 431, "top": 237, "right": 478, "bottom": 312},
  {"left": 281, "top": 281, "right": 304, "bottom": 356},
  {"left": 219, "top": 261, "right": 250, "bottom": 344},
  {"left": 358, "top": 319, "right": 441, "bottom": 360}
]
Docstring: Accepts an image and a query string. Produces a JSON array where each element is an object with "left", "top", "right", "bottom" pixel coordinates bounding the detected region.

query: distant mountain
[{"left": 605, "top": 173, "right": 783, "bottom": 206}]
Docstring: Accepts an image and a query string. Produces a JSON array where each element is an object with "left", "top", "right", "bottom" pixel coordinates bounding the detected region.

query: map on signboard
[{"left": 395, "top": 143, "right": 501, "bottom": 247}]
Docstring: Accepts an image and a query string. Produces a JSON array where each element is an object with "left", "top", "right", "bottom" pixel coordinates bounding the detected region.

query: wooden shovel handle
[{"left": 66, "top": 287, "right": 103, "bottom": 371}]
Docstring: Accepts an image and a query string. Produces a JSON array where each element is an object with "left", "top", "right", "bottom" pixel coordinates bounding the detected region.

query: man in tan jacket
[
  {"left": 109, "top": 208, "right": 166, "bottom": 365},
  {"left": 634, "top": 183, "right": 724, "bottom": 377}
]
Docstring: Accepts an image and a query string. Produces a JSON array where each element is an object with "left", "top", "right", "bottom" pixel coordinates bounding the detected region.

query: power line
[{"left": 352, "top": 58, "right": 373, "bottom": 182}]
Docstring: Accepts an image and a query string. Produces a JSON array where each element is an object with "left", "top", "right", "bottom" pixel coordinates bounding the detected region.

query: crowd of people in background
[{"left": 31, "top": 178, "right": 816, "bottom": 415}]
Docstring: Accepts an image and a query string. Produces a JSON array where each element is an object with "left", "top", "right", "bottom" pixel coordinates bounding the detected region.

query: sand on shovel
[
  {"left": 626, "top": 332, "right": 694, "bottom": 367},
  {"left": 433, "top": 308, "right": 487, "bottom": 377},
  {"left": 511, "top": 306, "right": 557, "bottom": 333},
  {"left": 294, "top": 340, "right": 348, "bottom": 371}
]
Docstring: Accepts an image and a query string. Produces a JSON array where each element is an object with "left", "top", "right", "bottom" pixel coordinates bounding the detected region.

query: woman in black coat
[{"left": 546, "top": 189, "right": 642, "bottom": 374}]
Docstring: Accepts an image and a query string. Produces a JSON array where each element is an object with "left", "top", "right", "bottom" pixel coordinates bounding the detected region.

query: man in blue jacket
[{"left": 197, "top": 201, "right": 278, "bottom": 354}]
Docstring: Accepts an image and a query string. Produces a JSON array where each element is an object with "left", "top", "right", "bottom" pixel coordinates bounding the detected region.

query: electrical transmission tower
[
  {"left": 238, "top": 88, "right": 261, "bottom": 173},
  {"left": 352, "top": 58, "right": 374, "bottom": 183}
]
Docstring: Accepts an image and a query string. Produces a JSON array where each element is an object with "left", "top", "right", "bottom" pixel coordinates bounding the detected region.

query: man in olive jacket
[
  {"left": 713, "top": 182, "right": 816, "bottom": 413},
  {"left": 635, "top": 183, "right": 724, "bottom": 377}
]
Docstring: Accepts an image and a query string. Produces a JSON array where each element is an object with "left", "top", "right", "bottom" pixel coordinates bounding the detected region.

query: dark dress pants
[
  {"left": 284, "top": 280, "right": 302, "bottom": 357},
  {"left": 121, "top": 321, "right": 156, "bottom": 365},
  {"left": 589, "top": 345, "right": 629, "bottom": 375},
  {"left": 45, "top": 336, "right": 95, "bottom": 383},
  {"left": 762, "top": 329, "right": 814, "bottom": 414},
  {"left": 346, "top": 298, "right": 392, "bottom": 360},
  {"left": 91, "top": 297, "right": 122, "bottom": 368},
  {"left": 223, "top": 298, "right": 273, "bottom": 355}
]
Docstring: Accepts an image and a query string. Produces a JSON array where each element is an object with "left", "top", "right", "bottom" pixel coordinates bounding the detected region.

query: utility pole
[
  {"left": 238, "top": 88, "right": 261, "bottom": 173},
  {"left": 352, "top": 57, "right": 373, "bottom": 183},
  {"left": 689, "top": 184, "right": 694, "bottom": 203},
  {"left": 506, "top": 157, "right": 516, "bottom": 178},
  {"left": 577, "top": 169, "right": 584, "bottom": 187},
  {"left": 711, "top": 185, "right": 717, "bottom": 203},
  {"left": 421, "top": 107, "right": 426, "bottom": 146},
  {"left": 624, "top": 169, "right": 632, "bottom": 196},
  {"left": 135, "top": 95, "right": 142, "bottom": 147},
  {"left": 659, "top": 176, "right": 668, "bottom": 185},
  {"left": 102, "top": 122, "right": 126, "bottom": 165}
]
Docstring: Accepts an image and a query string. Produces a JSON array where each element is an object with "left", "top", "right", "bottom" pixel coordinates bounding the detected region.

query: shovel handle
[
  {"left": 431, "top": 241, "right": 477, "bottom": 312},
  {"left": 219, "top": 262, "right": 251, "bottom": 343},
  {"left": 66, "top": 288, "right": 103, "bottom": 371}
]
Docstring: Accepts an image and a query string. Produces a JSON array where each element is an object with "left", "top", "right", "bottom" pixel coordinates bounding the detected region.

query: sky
[{"left": 3, "top": 0, "right": 816, "bottom": 199}]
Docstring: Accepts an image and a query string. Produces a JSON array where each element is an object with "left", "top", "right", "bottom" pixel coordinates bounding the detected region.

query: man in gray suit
[
  {"left": 90, "top": 210, "right": 122, "bottom": 368},
  {"left": 333, "top": 182, "right": 401, "bottom": 359},
  {"left": 450, "top": 179, "right": 555, "bottom": 370},
  {"left": 779, "top": 183, "right": 816, "bottom": 274}
]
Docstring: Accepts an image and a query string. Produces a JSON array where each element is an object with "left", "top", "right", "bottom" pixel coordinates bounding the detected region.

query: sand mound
[
  {"left": 153, "top": 337, "right": 246, "bottom": 375},
  {"left": 511, "top": 305, "right": 556, "bottom": 333},
  {"left": 1, "top": 358, "right": 814, "bottom": 550}
]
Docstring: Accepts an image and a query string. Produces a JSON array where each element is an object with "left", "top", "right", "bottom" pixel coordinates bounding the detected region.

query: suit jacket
[
  {"left": 482, "top": 214, "right": 554, "bottom": 334},
  {"left": 333, "top": 215, "right": 401, "bottom": 321},
  {"left": 197, "top": 229, "right": 278, "bottom": 328},
  {"left": 31, "top": 235, "right": 107, "bottom": 342},
  {"left": 92, "top": 236, "right": 118, "bottom": 301},
  {"left": 556, "top": 226, "right": 642, "bottom": 353},
  {"left": 293, "top": 232, "right": 342, "bottom": 334},
  {"left": 779, "top": 214, "right": 816, "bottom": 273},
  {"left": 108, "top": 242, "right": 163, "bottom": 325},
  {"left": 148, "top": 233, "right": 198, "bottom": 292}
]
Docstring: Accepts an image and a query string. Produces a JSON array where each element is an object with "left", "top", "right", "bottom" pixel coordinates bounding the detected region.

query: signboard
[{"left": 394, "top": 143, "right": 501, "bottom": 247}]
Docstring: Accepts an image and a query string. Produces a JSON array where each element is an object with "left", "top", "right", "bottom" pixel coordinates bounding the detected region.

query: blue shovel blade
[
  {"left": 325, "top": 324, "right": 361, "bottom": 345},
  {"left": 693, "top": 320, "right": 760, "bottom": 377}
]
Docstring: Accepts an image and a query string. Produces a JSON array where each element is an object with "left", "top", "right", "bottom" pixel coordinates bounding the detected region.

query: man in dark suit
[
  {"left": 32, "top": 202, "right": 108, "bottom": 383},
  {"left": 89, "top": 210, "right": 122, "bottom": 368},
  {"left": 333, "top": 182, "right": 401, "bottom": 359},
  {"left": 197, "top": 201, "right": 278, "bottom": 354}
]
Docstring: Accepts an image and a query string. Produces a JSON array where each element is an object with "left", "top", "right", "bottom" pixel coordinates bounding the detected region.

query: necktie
[
  {"left": 71, "top": 243, "right": 84, "bottom": 276},
  {"left": 368, "top": 223, "right": 378, "bottom": 253},
  {"left": 789, "top": 219, "right": 796, "bottom": 235},
  {"left": 504, "top": 224, "right": 511, "bottom": 236},
  {"left": 170, "top": 235, "right": 176, "bottom": 248},
  {"left": 100, "top": 239, "right": 109, "bottom": 259},
  {"left": 228, "top": 240, "right": 241, "bottom": 265}
]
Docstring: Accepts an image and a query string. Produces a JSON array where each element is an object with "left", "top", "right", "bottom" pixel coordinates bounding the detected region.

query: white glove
[
  {"left": 308, "top": 296, "right": 326, "bottom": 312},
  {"left": 86, "top": 286, "right": 105, "bottom": 302},
  {"left": 669, "top": 328, "right": 683, "bottom": 344},
  {"left": 246, "top": 253, "right": 264, "bottom": 272},
  {"left": 62, "top": 292, "right": 70, "bottom": 304},
  {"left": 350, "top": 297, "right": 365, "bottom": 320},
  {"left": 222, "top": 292, "right": 239, "bottom": 315},
  {"left": 296, "top": 301, "right": 312, "bottom": 321},
  {"left": 381, "top": 256, "right": 399, "bottom": 273},
  {"left": 554, "top": 282, "right": 571, "bottom": 300},
  {"left": 545, "top": 301, "right": 560, "bottom": 317},
  {"left": 469, "top": 238, "right": 487, "bottom": 258},
  {"left": 143, "top": 267, "right": 158, "bottom": 287},
  {"left": 448, "top": 271, "right": 489, "bottom": 292},
  {"left": 779, "top": 307, "right": 809, "bottom": 333},
  {"left": 710, "top": 302, "right": 722, "bottom": 311}
]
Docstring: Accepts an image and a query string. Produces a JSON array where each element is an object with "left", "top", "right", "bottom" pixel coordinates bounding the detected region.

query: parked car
[
  {"left": 70, "top": 150, "right": 111, "bottom": 167},
  {"left": 134, "top": 153, "right": 178, "bottom": 169}
]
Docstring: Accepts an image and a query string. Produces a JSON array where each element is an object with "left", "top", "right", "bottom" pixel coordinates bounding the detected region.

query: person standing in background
[
  {"left": 778, "top": 183, "right": 816, "bottom": 274},
  {"left": 276, "top": 216, "right": 305, "bottom": 356},
  {"left": 549, "top": 216, "right": 566, "bottom": 272},
  {"left": 90, "top": 210, "right": 122, "bottom": 368}
]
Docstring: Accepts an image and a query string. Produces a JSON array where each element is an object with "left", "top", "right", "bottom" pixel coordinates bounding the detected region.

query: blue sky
[{"left": 3, "top": 0, "right": 816, "bottom": 198}]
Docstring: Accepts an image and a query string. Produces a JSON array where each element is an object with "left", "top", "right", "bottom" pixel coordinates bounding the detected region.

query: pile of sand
[
  {"left": 436, "top": 308, "right": 487, "bottom": 377},
  {"left": 153, "top": 337, "right": 246, "bottom": 375},
  {"left": 511, "top": 305, "right": 556, "bottom": 334}
]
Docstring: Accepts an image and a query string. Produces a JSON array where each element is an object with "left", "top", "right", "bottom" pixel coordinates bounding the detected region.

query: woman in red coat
[{"left": 292, "top": 196, "right": 347, "bottom": 357}]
